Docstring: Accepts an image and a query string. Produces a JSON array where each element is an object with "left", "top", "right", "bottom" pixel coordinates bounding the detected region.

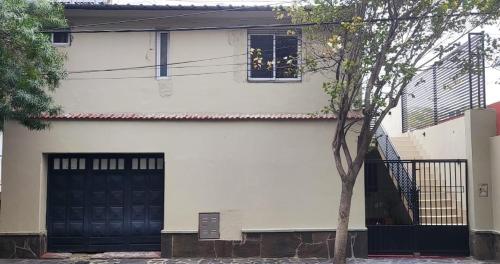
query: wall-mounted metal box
[{"left": 199, "top": 212, "right": 220, "bottom": 239}]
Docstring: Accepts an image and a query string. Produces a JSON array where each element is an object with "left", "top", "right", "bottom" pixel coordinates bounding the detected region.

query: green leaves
[{"left": 0, "top": 0, "right": 66, "bottom": 130}]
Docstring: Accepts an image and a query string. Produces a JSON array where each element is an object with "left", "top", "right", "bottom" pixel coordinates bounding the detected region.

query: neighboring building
[{"left": 0, "top": 3, "right": 367, "bottom": 259}]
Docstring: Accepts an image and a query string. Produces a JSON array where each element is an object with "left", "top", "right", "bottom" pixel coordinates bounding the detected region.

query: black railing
[
  {"left": 374, "top": 126, "right": 419, "bottom": 223},
  {"left": 402, "top": 33, "right": 486, "bottom": 133}
]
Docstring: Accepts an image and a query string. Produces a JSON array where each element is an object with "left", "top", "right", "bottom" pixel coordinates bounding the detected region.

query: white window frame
[
  {"left": 51, "top": 32, "right": 71, "bottom": 46},
  {"left": 156, "top": 31, "right": 170, "bottom": 79},
  {"left": 247, "top": 31, "right": 302, "bottom": 82}
]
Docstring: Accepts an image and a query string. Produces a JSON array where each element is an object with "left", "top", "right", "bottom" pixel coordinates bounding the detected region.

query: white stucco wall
[{"left": 0, "top": 120, "right": 365, "bottom": 239}]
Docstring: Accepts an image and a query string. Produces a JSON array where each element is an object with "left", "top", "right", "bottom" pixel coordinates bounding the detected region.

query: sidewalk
[{"left": 0, "top": 257, "right": 497, "bottom": 264}]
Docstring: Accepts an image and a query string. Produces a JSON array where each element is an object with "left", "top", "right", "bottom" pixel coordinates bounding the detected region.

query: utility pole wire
[
  {"left": 44, "top": 11, "right": 496, "bottom": 33},
  {"left": 67, "top": 43, "right": 302, "bottom": 74}
]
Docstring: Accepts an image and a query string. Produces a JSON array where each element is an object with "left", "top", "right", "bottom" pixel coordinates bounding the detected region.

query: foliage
[
  {"left": 0, "top": 0, "right": 67, "bottom": 130},
  {"left": 279, "top": 0, "right": 500, "bottom": 263}
]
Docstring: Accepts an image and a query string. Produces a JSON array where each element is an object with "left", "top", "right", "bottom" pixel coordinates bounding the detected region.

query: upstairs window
[
  {"left": 51, "top": 32, "right": 70, "bottom": 46},
  {"left": 248, "top": 30, "right": 301, "bottom": 81},
  {"left": 156, "top": 32, "right": 169, "bottom": 78}
]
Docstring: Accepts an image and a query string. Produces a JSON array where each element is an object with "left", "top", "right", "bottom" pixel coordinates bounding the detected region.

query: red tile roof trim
[{"left": 39, "top": 112, "right": 363, "bottom": 121}]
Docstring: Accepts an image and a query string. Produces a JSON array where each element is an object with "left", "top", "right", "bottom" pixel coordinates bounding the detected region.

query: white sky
[{"left": 112, "top": 0, "right": 500, "bottom": 104}]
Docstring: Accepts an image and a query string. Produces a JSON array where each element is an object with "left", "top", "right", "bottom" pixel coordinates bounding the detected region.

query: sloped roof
[{"left": 63, "top": 3, "right": 277, "bottom": 11}]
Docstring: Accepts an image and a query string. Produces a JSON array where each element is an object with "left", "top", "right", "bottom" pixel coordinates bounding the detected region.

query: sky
[{"left": 111, "top": 0, "right": 500, "bottom": 104}]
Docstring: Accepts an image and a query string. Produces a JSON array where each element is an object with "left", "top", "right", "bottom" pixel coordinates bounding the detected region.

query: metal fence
[
  {"left": 402, "top": 33, "right": 486, "bottom": 133},
  {"left": 366, "top": 159, "right": 468, "bottom": 225},
  {"left": 374, "top": 126, "right": 420, "bottom": 223}
]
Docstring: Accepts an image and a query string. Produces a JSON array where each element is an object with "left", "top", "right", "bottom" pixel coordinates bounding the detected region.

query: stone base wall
[
  {"left": 161, "top": 231, "right": 367, "bottom": 259},
  {"left": 0, "top": 233, "right": 47, "bottom": 258},
  {"left": 469, "top": 231, "right": 500, "bottom": 261}
]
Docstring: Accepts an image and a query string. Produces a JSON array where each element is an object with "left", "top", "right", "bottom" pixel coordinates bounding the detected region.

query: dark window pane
[
  {"left": 276, "top": 36, "right": 298, "bottom": 79},
  {"left": 250, "top": 35, "right": 273, "bottom": 79},
  {"left": 159, "top": 33, "right": 168, "bottom": 77},
  {"left": 53, "top": 32, "right": 69, "bottom": 44}
]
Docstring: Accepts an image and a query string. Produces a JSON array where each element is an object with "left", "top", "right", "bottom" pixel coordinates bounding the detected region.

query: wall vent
[{"left": 199, "top": 212, "right": 220, "bottom": 239}]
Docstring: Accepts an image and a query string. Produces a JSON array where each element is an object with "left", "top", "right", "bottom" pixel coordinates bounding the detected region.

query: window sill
[
  {"left": 156, "top": 76, "right": 171, "bottom": 80},
  {"left": 52, "top": 43, "right": 70, "bottom": 47},
  {"left": 247, "top": 78, "right": 302, "bottom": 83}
]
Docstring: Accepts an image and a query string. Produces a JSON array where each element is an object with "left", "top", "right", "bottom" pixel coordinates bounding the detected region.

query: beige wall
[
  {"left": 382, "top": 102, "right": 403, "bottom": 137},
  {"left": 489, "top": 135, "right": 500, "bottom": 233},
  {"left": 0, "top": 120, "right": 365, "bottom": 239},
  {"left": 407, "top": 116, "right": 467, "bottom": 159},
  {"left": 465, "top": 109, "right": 496, "bottom": 231},
  {"left": 54, "top": 28, "right": 330, "bottom": 114}
]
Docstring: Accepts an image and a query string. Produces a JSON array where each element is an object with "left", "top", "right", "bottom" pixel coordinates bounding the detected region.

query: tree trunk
[{"left": 332, "top": 180, "right": 355, "bottom": 264}]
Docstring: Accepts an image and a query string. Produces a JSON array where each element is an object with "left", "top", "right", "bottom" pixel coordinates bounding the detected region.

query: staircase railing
[{"left": 374, "top": 126, "right": 420, "bottom": 224}]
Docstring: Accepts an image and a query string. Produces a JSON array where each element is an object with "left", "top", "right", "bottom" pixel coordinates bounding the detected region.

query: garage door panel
[
  {"left": 68, "top": 222, "right": 84, "bottom": 235},
  {"left": 69, "top": 191, "right": 84, "bottom": 205},
  {"left": 131, "top": 205, "right": 145, "bottom": 220},
  {"left": 69, "top": 174, "right": 84, "bottom": 188},
  {"left": 68, "top": 207, "right": 84, "bottom": 220},
  {"left": 108, "top": 222, "right": 124, "bottom": 236},
  {"left": 108, "top": 174, "right": 124, "bottom": 188},
  {"left": 92, "top": 207, "right": 106, "bottom": 220},
  {"left": 47, "top": 154, "right": 164, "bottom": 252},
  {"left": 132, "top": 191, "right": 146, "bottom": 203},
  {"left": 131, "top": 174, "right": 147, "bottom": 187},
  {"left": 90, "top": 222, "right": 106, "bottom": 236},
  {"left": 149, "top": 221, "right": 162, "bottom": 234},
  {"left": 51, "top": 223, "right": 67, "bottom": 235},
  {"left": 150, "top": 174, "right": 163, "bottom": 189},
  {"left": 109, "top": 191, "right": 124, "bottom": 205},
  {"left": 150, "top": 190, "right": 163, "bottom": 204},
  {"left": 91, "top": 191, "right": 106, "bottom": 204},
  {"left": 109, "top": 207, "right": 124, "bottom": 220},
  {"left": 150, "top": 206, "right": 163, "bottom": 221}
]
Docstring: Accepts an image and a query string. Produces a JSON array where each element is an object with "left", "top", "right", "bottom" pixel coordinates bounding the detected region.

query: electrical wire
[
  {"left": 45, "top": 11, "right": 496, "bottom": 34},
  {"left": 67, "top": 42, "right": 303, "bottom": 74}
]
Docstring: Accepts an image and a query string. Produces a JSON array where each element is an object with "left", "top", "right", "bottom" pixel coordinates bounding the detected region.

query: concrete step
[
  {"left": 420, "top": 207, "right": 461, "bottom": 215},
  {"left": 419, "top": 215, "right": 466, "bottom": 225},
  {"left": 419, "top": 199, "right": 455, "bottom": 207}
]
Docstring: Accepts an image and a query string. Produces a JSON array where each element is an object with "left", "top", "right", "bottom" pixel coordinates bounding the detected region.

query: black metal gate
[
  {"left": 365, "top": 159, "right": 469, "bottom": 256},
  {"left": 47, "top": 154, "right": 164, "bottom": 252}
]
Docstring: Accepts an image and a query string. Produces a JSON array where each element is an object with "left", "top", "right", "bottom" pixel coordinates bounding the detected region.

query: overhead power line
[
  {"left": 44, "top": 11, "right": 496, "bottom": 34},
  {"left": 65, "top": 62, "right": 496, "bottom": 81},
  {"left": 65, "top": 63, "right": 304, "bottom": 80},
  {"left": 67, "top": 43, "right": 303, "bottom": 74}
]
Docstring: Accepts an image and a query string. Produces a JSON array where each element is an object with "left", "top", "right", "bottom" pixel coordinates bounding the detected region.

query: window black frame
[
  {"left": 247, "top": 31, "right": 301, "bottom": 82},
  {"left": 156, "top": 32, "right": 169, "bottom": 78},
  {"left": 51, "top": 32, "right": 70, "bottom": 46}
]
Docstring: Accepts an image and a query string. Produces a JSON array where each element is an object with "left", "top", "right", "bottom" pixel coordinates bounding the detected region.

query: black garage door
[{"left": 47, "top": 154, "right": 164, "bottom": 252}]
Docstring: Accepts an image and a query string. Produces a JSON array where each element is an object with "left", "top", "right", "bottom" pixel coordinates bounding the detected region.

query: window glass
[
  {"left": 158, "top": 32, "right": 168, "bottom": 77},
  {"left": 276, "top": 36, "right": 298, "bottom": 79},
  {"left": 249, "top": 35, "right": 274, "bottom": 79},
  {"left": 52, "top": 32, "right": 69, "bottom": 44}
]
